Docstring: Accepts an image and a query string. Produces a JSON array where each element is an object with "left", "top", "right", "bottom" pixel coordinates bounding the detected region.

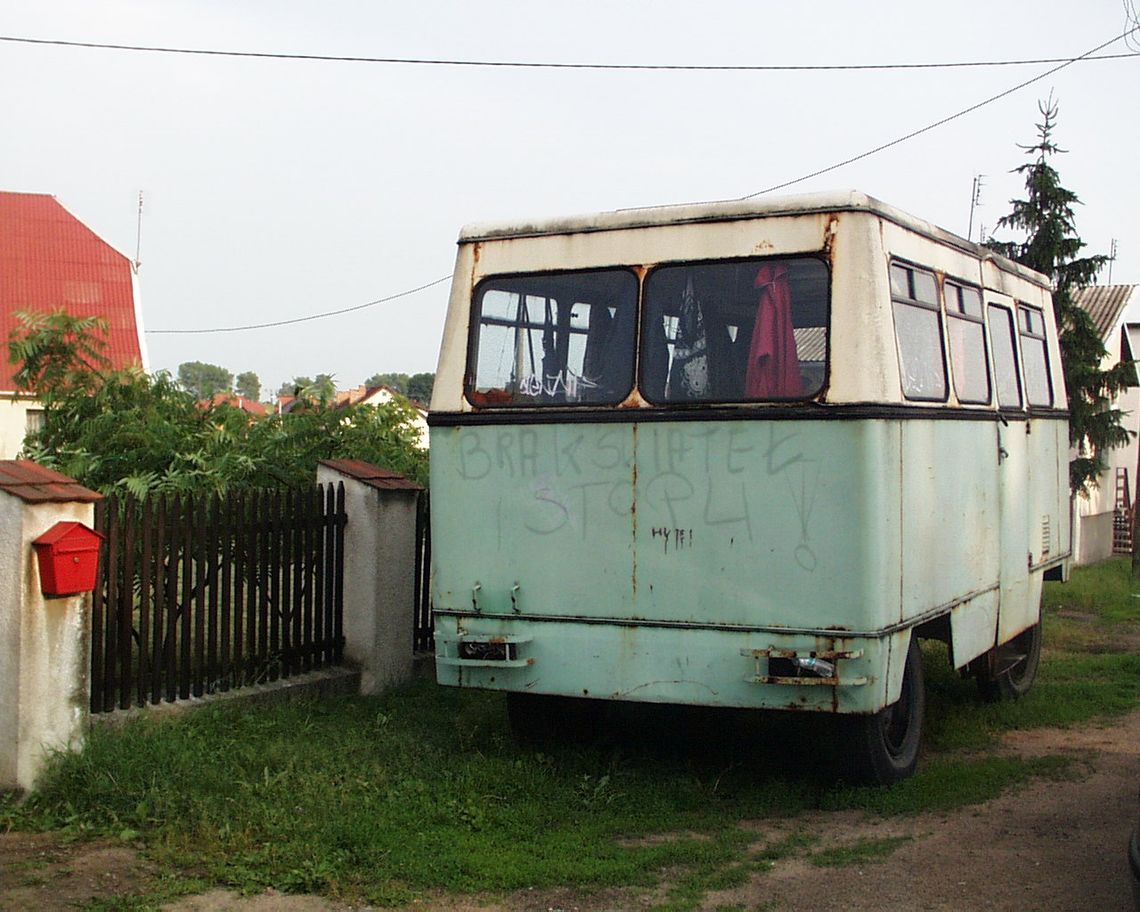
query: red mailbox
[{"left": 32, "top": 521, "right": 104, "bottom": 597}]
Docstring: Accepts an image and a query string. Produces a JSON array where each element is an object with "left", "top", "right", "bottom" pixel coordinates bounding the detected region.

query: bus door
[{"left": 986, "top": 294, "right": 1032, "bottom": 640}]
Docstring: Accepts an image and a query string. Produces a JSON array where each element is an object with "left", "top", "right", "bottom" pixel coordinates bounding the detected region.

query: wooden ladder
[{"left": 1113, "top": 467, "right": 1133, "bottom": 553}]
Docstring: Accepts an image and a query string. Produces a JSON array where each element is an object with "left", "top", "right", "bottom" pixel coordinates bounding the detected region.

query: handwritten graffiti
[
  {"left": 456, "top": 423, "right": 822, "bottom": 571},
  {"left": 518, "top": 370, "right": 599, "bottom": 399},
  {"left": 652, "top": 527, "right": 694, "bottom": 553}
]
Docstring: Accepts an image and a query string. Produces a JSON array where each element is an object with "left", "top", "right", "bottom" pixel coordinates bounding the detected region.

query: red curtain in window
[{"left": 744, "top": 262, "right": 802, "bottom": 398}]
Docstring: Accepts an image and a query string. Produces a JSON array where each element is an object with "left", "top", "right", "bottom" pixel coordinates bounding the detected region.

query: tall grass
[{"left": 2, "top": 557, "right": 1137, "bottom": 908}]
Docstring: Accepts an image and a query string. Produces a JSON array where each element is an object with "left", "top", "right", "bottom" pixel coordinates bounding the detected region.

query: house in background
[
  {"left": 203, "top": 392, "right": 268, "bottom": 417},
  {"left": 1071, "top": 284, "right": 1140, "bottom": 564},
  {"left": 274, "top": 384, "right": 429, "bottom": 449},
  {"left": 336, "top": 384, "right": 428, "bottom": 449},
  {"left": 0, "top": 192, "right": 147, "bottom": 457}
]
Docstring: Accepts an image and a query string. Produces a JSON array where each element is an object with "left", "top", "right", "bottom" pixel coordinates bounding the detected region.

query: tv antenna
[
  {"left": 134, "top": 191, "right": 144, "bottom": 271},
  {"left": 967, "top": 174, "right": 986, "bottom": 242}
]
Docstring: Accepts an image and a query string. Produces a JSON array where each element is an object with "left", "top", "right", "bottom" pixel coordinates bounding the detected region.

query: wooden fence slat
[
  {"left": 269, "top": 488, "right": 281, "bottom": 682},
  {"left": 245, "top": 490, "right": 258, "bottom": 686},
  {"left": 220, "top": 493, "right": 233, "bottom": 692},
  {"left": 300, "top": 487, "right": 314, "bottom": 674},
  {"left": 312, "top": 483, "right": 326, "bottom": 670},
  {"left": 179, "top": 494, "right": 193, "bottom": 700},
  {"left": 164, "top": 495, "right": 181, "bottom": 703},
  {"left": 192, "top": 495, "right": 206, "bottom": 697},
  {"left": 256, "top": 490, "right": 271, "bottom": 682},
  {"left": 137, "top": 498, "right": 152, "bottom": 707},
  {"left": 206, "top": 493, "right": 220, "bottom": 694},
  {"left": 119, "top": 500, "right": 137, "bottom": 709},
  {"left": 90, "top": 500, "right": 107, "bottom": 713},
  {"left": 102, "top": 504, "right": 120, "bottom": 712},
  {"left": 233, "top": 488, "right": 246, "bottom": 688},
  {"left": 151, "top": 497, "right": 166, "bottom": 704}
]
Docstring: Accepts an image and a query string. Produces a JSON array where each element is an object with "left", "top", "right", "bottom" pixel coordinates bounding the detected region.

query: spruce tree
[{"left": 987, "top": 96, "right": 1133, "bottom": 492}]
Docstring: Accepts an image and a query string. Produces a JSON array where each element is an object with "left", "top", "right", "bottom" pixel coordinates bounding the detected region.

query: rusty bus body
[{"left": 428, "top": 191, "right": 1069, "bottom": 782}]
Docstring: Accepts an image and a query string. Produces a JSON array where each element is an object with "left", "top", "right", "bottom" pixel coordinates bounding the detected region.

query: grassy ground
[{"left": 2, "top": 558, "right": 1138, "bottom": 910}]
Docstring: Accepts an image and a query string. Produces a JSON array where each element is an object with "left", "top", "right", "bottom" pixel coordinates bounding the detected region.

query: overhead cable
[
  {"left": 738, "top": 26, "right": 1138, "bottom": 199},
  {"left": 0, "top": 32, "right": 1137, "bottom": 72},
  {"left": 146, "top": 275, "right": 451, "bottom": 334}
]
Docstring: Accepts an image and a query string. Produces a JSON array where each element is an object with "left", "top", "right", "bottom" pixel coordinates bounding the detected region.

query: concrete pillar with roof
[
  {"left": 0, "top": 461, "right": 101, "bottom": 793},
  {"left": 315, "top": 459, "right": 423, "bottom": 695}
]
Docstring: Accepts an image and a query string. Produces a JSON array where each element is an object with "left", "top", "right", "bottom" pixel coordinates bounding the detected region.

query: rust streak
[
  {"left": 630, "top": 423, "right": 638, "bottom": 599},
  {"left": 824, "top": 214, "right": 840, "bottom": 270}
]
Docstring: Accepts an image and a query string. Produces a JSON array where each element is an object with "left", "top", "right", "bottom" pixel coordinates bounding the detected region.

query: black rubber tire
[
  {"left": 506, "top": 692, "right": 602, "bottom": 745},
  {"left": 975, "top": 620, "right": 1042, "bottom": 702},
  {"left": 845, "top": 635, "right": 925, "bottom": 785}
]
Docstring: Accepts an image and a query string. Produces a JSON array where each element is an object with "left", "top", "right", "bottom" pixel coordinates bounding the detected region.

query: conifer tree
[{"left": 987, "top": 96, "right": 1133, "bottom": 492}]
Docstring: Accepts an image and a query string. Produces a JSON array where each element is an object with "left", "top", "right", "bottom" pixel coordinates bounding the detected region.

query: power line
[
  {"left": 738, "top": 27, "right": 1137, "bottom": 199},
  {"left": 146, "top": 274, "right": 451, "bottom": 334},
  {"left": 94, "top": 26, "right": 1139, "bottom": 336},
  {"left": 1, "top": 32, "right": 1137, "bottom": 72}
]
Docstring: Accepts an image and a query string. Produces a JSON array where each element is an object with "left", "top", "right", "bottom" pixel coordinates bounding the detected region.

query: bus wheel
[
  {"left": 846, "top": 636, "right": 925, "bottom": 785},
  {"left": 975, "top": 621, "right": 1042, "bottom": 702}
]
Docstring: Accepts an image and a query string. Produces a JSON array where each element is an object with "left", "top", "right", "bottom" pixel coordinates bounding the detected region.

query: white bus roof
[{"left": 457, "top": 189, "right": 1050, "bottom": 290}]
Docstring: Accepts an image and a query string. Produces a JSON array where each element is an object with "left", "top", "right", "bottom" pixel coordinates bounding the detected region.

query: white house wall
[{"left": 0, "top": 397, "right": 40, "bottom": 461}]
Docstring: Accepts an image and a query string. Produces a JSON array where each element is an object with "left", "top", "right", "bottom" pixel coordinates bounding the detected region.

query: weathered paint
[{"left": 429, "top": 191, "right": 1069, "bottom": 718}]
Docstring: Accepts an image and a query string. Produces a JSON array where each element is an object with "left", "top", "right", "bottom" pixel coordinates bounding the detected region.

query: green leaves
[
  {"left": 7, "top": 310, "right": 111, "bottom": 394},
  {"left": 9, "top": 315, "right": 427, "bottom": 495}
]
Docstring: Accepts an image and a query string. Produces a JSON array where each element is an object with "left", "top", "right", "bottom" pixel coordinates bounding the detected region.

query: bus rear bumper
[{"left": 433, "top": 614, "right": 901, "bottom": 714}]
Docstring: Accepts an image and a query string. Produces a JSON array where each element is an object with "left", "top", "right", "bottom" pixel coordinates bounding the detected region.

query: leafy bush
[{"left": 9, "top": 311, "right": 427, "bottom": 495}]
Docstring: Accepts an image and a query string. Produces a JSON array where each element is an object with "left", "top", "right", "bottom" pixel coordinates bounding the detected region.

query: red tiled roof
[
  {"left": 0, "top": 459, "right": 102, "bottom": 503},
  {"left": 205, "top": 393, "right": 268, "bottom": 417},
  {"left": 0, "top": 192, "right": 145, "bottom": 392},
  {"left": 318, "top": 458, "right": 423, "bottom": 492}
]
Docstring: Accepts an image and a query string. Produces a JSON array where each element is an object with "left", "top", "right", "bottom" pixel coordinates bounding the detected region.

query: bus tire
[
  {"left": 975, "top": 620, "right": 1042, "bottom": 702},
  {"left": 846, "top": 635, "right": 925, "bottom": 785}
]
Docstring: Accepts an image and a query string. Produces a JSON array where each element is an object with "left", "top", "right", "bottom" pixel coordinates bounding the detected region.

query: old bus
[{"left": 428, "top": 190, "right": 1069, "bottom": 783}]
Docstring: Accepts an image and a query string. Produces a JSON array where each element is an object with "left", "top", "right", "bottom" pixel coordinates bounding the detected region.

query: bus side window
[
  {"left": 642, "top": 257, "right": 828, "bottom": 404},
  {"left": 1018, "top": 304, "right": 1053, "bottom": 407},
  {"left": 467, "top": 269, "right": 638, "bottom": 407},
  {"left": 890, "top": 262, "right": 947, "bottom": 401},
  {"left": 987, "top": 303, "right": 1023, "bottom": 409},
  {"left": 945, "top": 280, "right": 991, "bottom": 404}
]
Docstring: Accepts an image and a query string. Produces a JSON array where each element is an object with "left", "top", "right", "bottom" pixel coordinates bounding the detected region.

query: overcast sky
[{"left": 2, "top": 0, "right": 1137, "bottom": 398}]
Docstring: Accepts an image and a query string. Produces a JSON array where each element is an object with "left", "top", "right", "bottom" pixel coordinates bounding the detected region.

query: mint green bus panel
[{"left": 431, "top": 415, "right": 1009, "bottom": 714}]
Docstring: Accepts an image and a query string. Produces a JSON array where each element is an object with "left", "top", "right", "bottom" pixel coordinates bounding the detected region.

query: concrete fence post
[
  {"left": 0, "top": 461, "right": 101, "bottom": 793},
  {"left": 316, "top": 460, "right": 423, "bottom": 696}
]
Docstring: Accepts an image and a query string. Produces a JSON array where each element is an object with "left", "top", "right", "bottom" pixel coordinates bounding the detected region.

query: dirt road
[{"left": 2, "top": 710, "right": 1137, "bottom": 912}]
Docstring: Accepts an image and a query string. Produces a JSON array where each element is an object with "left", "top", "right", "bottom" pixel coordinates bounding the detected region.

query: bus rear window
[
  {"left": 1018, "top": 305, "right": 1053, "bottom": 407},
  {"left": 988, "top": 303, "right": 1023, "bottom": 409},
  {"left": 891, "top": 262, "right": 947, "bottom": 401},
  {"left": 945, "top": 280, "right": 990, "bottom": 404},
  {"left": 642, "top": 257, "right": 828, "bottom": 403},
  {"left": 467, "top": 269, "right": 638, "bottom": 406}
]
